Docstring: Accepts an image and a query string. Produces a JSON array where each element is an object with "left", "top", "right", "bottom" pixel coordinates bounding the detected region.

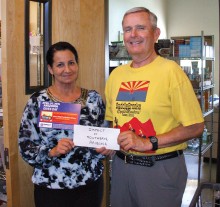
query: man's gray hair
[{"left": 122, "top": 7, "right": 158, "bottom": 29}]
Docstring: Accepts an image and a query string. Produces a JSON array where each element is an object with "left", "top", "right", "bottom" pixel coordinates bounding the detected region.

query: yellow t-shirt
[{"left": 105, "top": 56, "right": 204, "bottom": 155}]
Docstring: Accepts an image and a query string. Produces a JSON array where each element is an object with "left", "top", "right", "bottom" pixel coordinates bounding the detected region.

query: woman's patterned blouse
[{"left": 18, "top": 88, "right": 106, "bottom": 189}]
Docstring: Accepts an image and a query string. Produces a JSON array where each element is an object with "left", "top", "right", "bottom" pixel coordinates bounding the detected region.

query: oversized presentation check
[{"left": 73, "top": 125, "right": 120, "bottom": 150}]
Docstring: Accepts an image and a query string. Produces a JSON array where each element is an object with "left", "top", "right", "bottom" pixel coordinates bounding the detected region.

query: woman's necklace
[
  {"left": 47, "top": 88, "right": 67, "bottom": 102},
  {"left": 46, "top": 88, "right": 88, "bottom": 108}
]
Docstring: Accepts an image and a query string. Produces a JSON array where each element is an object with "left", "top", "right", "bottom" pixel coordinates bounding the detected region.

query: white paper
[{"left": 73, "top": 125, "right": 120, "bottom": 150}]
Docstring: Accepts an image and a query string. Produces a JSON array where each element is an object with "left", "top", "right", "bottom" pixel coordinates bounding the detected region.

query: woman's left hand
[{"left": 96, "top": 147, "right": 115, "bottom": 156}]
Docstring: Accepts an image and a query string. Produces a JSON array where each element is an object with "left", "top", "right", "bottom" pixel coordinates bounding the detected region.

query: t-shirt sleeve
[
  {"left": 104, "top": 77, "right": 114, "bottom": 122},
  {"left": 171, "top": 76, "right": 204, "bottom": 126}
]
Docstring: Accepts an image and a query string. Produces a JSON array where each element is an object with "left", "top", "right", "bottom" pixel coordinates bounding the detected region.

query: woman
[{"left": 19, "top": 41, "right": 107, "bottom": 207}]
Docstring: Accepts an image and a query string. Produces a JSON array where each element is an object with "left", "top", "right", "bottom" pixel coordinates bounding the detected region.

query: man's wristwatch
[{"left": 149, "top": 136, "right": 158, "bottom": 151}]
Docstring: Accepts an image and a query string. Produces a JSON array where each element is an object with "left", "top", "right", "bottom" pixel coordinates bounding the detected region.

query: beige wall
[
  {"left": 109, "top": 0, "right": 168, "bottom": 41},
  {"left": 1, "top": 0, "right": 106, "bottom": 206}
]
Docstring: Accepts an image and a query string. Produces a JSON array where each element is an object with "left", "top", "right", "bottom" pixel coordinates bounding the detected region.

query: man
[{"left": 104, "top": 7, "right": 204, "bottom": 207}]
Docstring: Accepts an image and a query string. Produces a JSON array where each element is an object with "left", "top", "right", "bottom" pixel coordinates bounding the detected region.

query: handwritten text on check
[{"left": 73, "top": 125, "right": 120, "bottom": 150}]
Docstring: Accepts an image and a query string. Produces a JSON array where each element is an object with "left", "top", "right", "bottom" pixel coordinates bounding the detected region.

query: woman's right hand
[{"left": 49, "top": 138, "right": 74, "bottom": 157}]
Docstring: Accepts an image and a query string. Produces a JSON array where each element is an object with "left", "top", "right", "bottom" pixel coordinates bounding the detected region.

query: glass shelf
[
  {"left": 110, "top": 57, "right": 132, "bottom": 61},
  {"left": 184, "top": 141, "right": 213, "bottom": 156},
  {"left": 203, "top": 109, "right": 214, "bottom": 117},
  {"left": 168, "top": 56, "right": 214, "bottom": 61},
  {"left": 194, "top": 84, "right": 215, "bottom": 92},
  {"left": 168, "top": 33, "right": 215, "bottom": 184}
]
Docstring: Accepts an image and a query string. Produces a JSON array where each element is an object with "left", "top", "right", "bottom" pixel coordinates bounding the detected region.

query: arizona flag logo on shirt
[{"left": 116, "top": 80, "right": 150, "bottom": 102}]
